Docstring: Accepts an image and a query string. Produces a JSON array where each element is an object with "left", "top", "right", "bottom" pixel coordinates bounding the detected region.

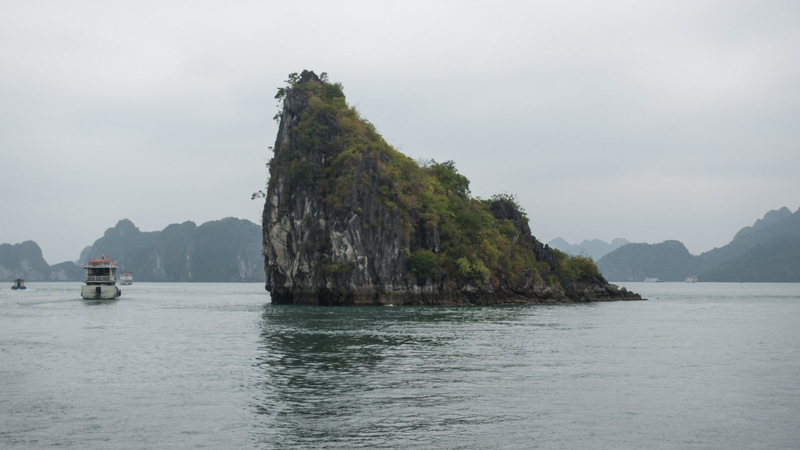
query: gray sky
[{"left": 2, "top": 1, "right": 798, "bottom": 264}]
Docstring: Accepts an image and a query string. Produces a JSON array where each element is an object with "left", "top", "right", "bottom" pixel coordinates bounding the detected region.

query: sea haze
[{"left": 1, "top": 282, "right": 799, "bottom": 449}]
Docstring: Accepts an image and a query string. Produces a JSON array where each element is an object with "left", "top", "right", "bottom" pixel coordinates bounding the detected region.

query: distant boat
[
  {"left": 120, "top": 272, "right": 133, "bottom": 285},
  {"left": 685, "top": 276, "right": 698, "bottom": 283},
  {"left": 643, "top": 277, "right": 662, "bottom": 283},
  {"left": 11, "top": 278, "right": 26, "bottom": 290},
  {"left": 81, "top": 255, "right": 121, "bottom": 300}
]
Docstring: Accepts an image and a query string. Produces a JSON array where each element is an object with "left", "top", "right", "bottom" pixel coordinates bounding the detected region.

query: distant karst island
[
  {"left": 260, "top": 70, "right": 641, "bottom": 305},
  {"left": 0, "top": 218, "right": 264, "bottom": 283},
  {"left": 595, "top": 207, "right": 800, "bottom": 282}
]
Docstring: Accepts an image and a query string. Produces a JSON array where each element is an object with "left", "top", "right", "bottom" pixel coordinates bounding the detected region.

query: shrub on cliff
[
  {"left": 407, "top": 249, "right": 438, "bottom": 283},
  {"left": 554, "top": 250, "right": 600, "bottom": 283}
]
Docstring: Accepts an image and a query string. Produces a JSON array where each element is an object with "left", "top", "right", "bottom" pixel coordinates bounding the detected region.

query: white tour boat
[
  {"left": 120, "top": 272, "right": 133, "bottom": 285},
  {"left": 81, "top": 255, "right": 122, "bottom": 300}
]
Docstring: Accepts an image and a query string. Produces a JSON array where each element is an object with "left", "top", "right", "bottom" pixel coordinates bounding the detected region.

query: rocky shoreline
[{"left": 269, "top": 282, "right": 642, "bottom": 306}]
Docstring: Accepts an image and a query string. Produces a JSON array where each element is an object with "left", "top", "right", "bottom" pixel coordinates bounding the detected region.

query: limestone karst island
[{"left": 261, "top": 71, "right": 641, "bottom": 306}]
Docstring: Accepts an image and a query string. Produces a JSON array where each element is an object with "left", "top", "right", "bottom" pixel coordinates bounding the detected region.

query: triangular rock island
[{"left": 262, "top": 70, "right": 641, "bottom": 305}]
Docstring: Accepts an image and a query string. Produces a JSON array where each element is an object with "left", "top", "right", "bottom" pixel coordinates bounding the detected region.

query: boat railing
[{"left": 85, "top": 275, "right": 116, "bottom": 283}]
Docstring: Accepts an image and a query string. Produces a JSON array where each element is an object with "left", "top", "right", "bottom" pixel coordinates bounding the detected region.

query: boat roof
[{"left": 85, "top": 257, "right": 117, "bottom": 268}]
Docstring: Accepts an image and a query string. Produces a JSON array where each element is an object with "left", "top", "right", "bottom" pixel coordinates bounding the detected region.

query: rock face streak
[
  {"left": 262, "top": 71, "right": 641, "bottom": 305},
  {"left": 263, "top": 73, "right": 409, "bottom": 305}
]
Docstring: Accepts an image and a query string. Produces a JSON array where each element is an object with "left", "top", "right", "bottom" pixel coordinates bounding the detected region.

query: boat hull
[{"left": 81, "top": 285, "right": 121, "bottom": 300}]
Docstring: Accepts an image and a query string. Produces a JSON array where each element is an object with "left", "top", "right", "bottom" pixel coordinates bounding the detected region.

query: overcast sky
[{"left": 1, "top": 1, "right": 798, "bottom": 264}]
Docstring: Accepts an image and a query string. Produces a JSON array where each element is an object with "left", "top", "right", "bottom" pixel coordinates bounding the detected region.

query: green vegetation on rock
[{"left": 267, "top": 71, "right": 602, "bottom": 291}]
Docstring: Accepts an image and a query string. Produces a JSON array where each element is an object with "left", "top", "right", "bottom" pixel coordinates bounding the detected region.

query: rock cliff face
[
  {"left": 262, "top": 71, "right": 640, "bottom": 305},
  {"left": 262, "top": 72, "right": 409, "bottom": 304}
]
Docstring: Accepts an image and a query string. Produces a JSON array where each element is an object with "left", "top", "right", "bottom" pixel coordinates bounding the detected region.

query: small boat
[
  {"left": 11, "top": 278, "right": 26, "bottom": 290},
  {"left": 120, "top": 272, "right": 133, "bottom": 285},
  {"left": 81, "top": 255, "right": 121, "bottom": 300}
]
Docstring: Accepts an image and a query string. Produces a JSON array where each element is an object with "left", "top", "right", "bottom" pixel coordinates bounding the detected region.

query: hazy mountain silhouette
[
  {"left": 595, "top": 240, "right": 702, "bottom": 282},
  {"left": 0, "top": 241, "right": 83, "bottom": 282},
  {"left": 1, "top": 218, "right": 265, "bottom": 283},
  {"left": 547, "top": 238, "right": 630, "bottom": 261},
  {"left": 597, "top": 207, "right": 800, "bottom": 282},
  {"left": 79, "top": 218, "right": 265, "bottom": 282}
]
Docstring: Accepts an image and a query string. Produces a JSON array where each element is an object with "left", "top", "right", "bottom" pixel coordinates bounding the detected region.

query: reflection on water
[
  {"left": 252, "top": 305, "right": 546, "bottom": 448},
  {"left": 248, "top": 287, "right": 800, "bottom": 449},
  {"left": 81, "top": 299, "right": 120, "bottom": 306}
]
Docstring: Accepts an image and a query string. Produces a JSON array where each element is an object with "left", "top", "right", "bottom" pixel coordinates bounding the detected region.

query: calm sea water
[{"left": 1, "top": 282, "right": 799, "bottom": 449}]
